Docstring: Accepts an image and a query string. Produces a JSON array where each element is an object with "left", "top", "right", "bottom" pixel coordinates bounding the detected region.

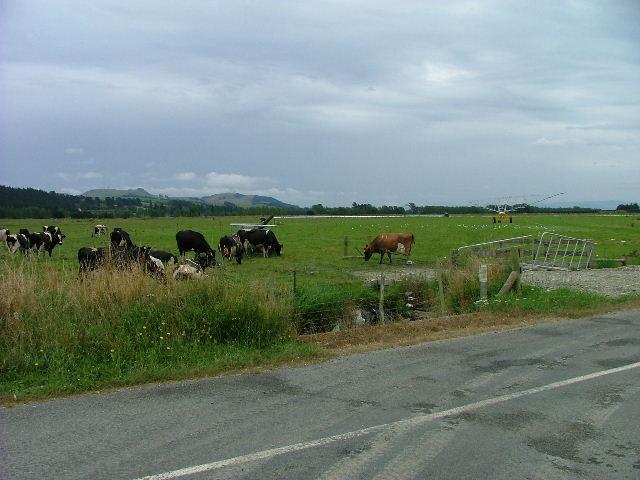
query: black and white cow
[
  {"left": 43, "top": 225, "right": 63, "bottom": 237},
  {"left": 176, "top": 230, "right": 216, "bottom": 267},
  {"left": 78, "top": 245, "right": 165, "bottom": 279},
  {"left": 173, "top": 257, "right": 213, "bottom": 280},
  {"left": 123, "top": 246, "right": 165, "bottom": 278},
  {"left": 110, "top": 228, "right": 134, "bottom": 248},
  {"left": 218, "top": 234, "right": 244, "bottom": 264},
  {"left": 7, "top": 233, "right": 30, "bottom": 256},
  {"left": 78, "top": 247, "right": 108, "bottom": 273},
  {"left": 93, "top": 224, "right": 108, "bottom": 237},
  {"left": 148, "top": 249, "right": 178, "bottom": 266},
  {"left": 29, "top": 231, "right": 65, "bottom": 257},
  {"left": 113, "top": 244, "right": 164, "bottom": 276},
  {"left": 237, "top": 229, "right": 283, "bottom": 257}
]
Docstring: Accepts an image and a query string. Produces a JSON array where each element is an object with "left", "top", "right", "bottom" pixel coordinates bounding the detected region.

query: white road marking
[{"left": 135, "top": 361, "right": 640, "bottom": 480}]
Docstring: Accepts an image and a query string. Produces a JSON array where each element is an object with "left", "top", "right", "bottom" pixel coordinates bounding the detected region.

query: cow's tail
[{"left": 411, "top": 233, "right": 415, "bottom": 245}]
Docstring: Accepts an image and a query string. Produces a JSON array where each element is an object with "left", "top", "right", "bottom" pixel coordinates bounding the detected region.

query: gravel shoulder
[
  {"left": 522, "top": 265, "right": 640, "bottom": 297},
  {"left": 353, "top": 264, "right": 640, "bottom": 298}
]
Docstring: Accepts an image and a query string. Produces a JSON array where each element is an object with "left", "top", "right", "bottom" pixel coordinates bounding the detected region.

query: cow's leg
[
  {"left": 388, "top": 252, "right": 392, "bottom": 263},
  {"left": 379, "top": 252, "right": 384, "bottom": 264}
]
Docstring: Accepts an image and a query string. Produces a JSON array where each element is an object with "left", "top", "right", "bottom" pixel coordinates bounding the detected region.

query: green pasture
[{"left": 2, "top": 213, "right": 639, "bottom": 278}]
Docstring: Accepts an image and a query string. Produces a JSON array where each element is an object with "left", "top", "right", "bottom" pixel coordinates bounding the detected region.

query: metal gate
[
  {"left": 455, "top": 236, "right": 535, "bottom": 262},
  {"left": 530, "top": 232, "right": 594, "bottom": 270},
  {"left": 455, "top": 232, "right": 595, "bottom": 270}
]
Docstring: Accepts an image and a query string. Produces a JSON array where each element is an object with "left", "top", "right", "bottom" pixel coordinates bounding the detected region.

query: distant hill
[
  {"left": 200, "top": 193, "right": 298, "bottom": 209},
  {"left": 81, "top": 188, "right": 298, "bottom": 209},
  {"left": 82, "top": 188, "right": 156, "bottom": 198}
]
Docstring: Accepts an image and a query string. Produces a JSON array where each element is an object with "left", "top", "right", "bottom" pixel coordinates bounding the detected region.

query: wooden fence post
[
  {"left": 379, "top": 273, "right": 385, "bottom": 323},
  {"left": 497, "top": 270, "right": 520, "bottom": 297}
]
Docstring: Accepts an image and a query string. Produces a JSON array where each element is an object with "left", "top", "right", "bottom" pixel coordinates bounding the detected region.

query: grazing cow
[
  {"left": 43, "top": 225, "right": 63, "bottom": 236},
  {"left": 113, "top": 245, "right": 164, "bottom": 275},
  {"left": 78, "top": 245, "right": 165, "bottom": 279},
  {"left": 29, "top": 231, "right": 65, "bottom": 257},
  {"left": 149, "top": 249, "right": 178, "bottom": 266},
  {"left": 110, "top": 228, "right": 134, "bottom": 248},
  {"left": 218, "top": 234, "right": 244, "bottom": 264},
  {"left": 176, "top": 230, "right": 216, "bottom": 265},
  {"left": 364, "top": 233, "right": 415, "bottom": 264},
  {"left": 78, "top": 247, "right": 108, "bottom": 273},
  {"left": 237, "top": 229, "right": 282, "bottom": 257},
  {"left": 7, "top": 233, "right": 31, "bottom": 256},
  {"left": 93, "top": 224, "right": 108, "bottom": 237}
]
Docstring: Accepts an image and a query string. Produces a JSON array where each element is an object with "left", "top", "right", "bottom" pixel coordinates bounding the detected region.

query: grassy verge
[
  {"left": 0, "top": 261, "right": 326, "bottom": 404},
  {"left": 2, "top": 256, "right": 639, "bottom": 405}
]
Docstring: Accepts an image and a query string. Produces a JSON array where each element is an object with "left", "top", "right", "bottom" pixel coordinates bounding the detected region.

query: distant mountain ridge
[
  {"left": 200, "top": 193, "right": 296, "bottom": 209},
  {"left": 81, "top": 188, "right": 299, "bottom": 209},
  {"left": 82, "top": 188, "right": 156, "bottom": 198}
]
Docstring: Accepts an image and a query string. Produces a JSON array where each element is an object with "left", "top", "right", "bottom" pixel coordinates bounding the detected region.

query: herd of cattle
[
  {"left": 0, "top": 224, "right": 415, "bottom": 279},
  {"left": 0, "top": 224, "right": 285, "bottom": 280},
  {"left": 0, "top": 226, "right": 66, "bottom": 257}
]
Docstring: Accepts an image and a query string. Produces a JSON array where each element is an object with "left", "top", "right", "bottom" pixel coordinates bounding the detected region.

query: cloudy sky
[{"left": 1, "top": 1, "right": 639, "bottom": 207}]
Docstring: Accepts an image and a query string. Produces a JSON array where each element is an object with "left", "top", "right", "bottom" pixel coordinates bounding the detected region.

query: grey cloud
[{"left": 2, "top": 1, "right": 639, "bottom": 205}]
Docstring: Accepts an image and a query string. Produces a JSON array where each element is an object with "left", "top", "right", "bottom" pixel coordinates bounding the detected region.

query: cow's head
[
  {"left": 273, "top": 243, "right": 282, "bottom": 256},
  {"left": 7, "top": 235, "right": 19, "bottom": 254},
  {"left": 363, "top": 244, "right": 373, "bottom": 261}
]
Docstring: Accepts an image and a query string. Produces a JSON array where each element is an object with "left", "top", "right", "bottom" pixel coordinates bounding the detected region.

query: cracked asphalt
[{"left": 2, "top": 310, "right": 640, "bottom": 479}]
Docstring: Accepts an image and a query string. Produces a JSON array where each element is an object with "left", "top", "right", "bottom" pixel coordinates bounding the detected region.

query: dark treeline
[
  {"left": 307, "top": 203, "right": 599, "bottom": 215},
  {"left": 616, "top": 202, "right": 639, "bottom": 212},
  {"left": 0, "top": 185, "right": 615, "bottom": 219}
]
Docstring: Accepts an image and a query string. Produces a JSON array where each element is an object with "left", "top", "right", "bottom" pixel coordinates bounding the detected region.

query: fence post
[
  {"left": 437, "top": 259, "right": 446, "bottom": 316},
  {"left": 479, "top": 264, "right": 488, "bottom": 301},
  {"left": 379, "top": 273, "right": 385, "bottom": 323},
  {"left": 497, "top": 270, "right": 520, "bottom": 297},
  {"left": 344, "top": 236, "right": 349, "bottom": 257},
  {"left": 512, "top": 251, "right": 522, "bottom": 294}
]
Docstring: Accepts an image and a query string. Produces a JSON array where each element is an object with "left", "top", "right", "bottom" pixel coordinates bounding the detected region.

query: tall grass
[
  {"left": 2, "top": 250, "right": 634, "bottom": 402},
  {"left": 0, "top": 260, "right": 305, "bottom": 400}
]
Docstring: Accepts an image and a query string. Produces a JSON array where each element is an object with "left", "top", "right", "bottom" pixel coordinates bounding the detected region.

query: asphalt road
[{"left": 3, "top": 310, "right": 640, "bottom": 480}]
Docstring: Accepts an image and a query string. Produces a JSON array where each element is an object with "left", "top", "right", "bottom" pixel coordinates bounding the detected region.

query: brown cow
[{"left": 364, "top": 233, "right": 415, "bottom": 264}]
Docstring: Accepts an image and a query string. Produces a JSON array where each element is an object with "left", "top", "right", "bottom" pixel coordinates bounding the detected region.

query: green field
[
  {"left": 2, "top": 213, "right": 639, "bottom": 274},
  {"left": 2, "top": 213, "right": 639, "bottom": 402}
]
